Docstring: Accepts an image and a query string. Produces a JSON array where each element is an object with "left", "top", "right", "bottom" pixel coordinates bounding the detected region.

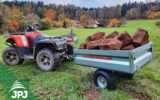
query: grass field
[{"left": 0, "top": 20, "right": 160, "bottom": 100}]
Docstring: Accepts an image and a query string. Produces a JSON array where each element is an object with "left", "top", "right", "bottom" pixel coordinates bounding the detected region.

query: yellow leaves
[
  {"left": 146, "top": 11, "right": 160, "bottom": 19},
  {"left": 109, "top": 18, "right": 120, "bottom": 27},
  {"left": 10, "top": 19, "right": 19, "bottom": 32},
  {"left": 80, "top": 15, "right": 91, "bottom": 26},
  {"left": 155, "top": 11, "right": 160, "bottom": 18},
  {"left": 40, "top": 18, "right": 53, "bottom": 30},
  {"left": 80, "top": 15, "right": 87, "bottom": 25},
  {"left": 11, "top": 7, "right": 24, "bottom": 21}
]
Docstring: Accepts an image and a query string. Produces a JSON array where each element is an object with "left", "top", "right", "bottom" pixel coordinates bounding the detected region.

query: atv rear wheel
[
  {"left": 2, "top": 47, "right": 24, "bottom": 65},
  {"left": 36, "top": 49, "right": 57, "bottom": 71}
]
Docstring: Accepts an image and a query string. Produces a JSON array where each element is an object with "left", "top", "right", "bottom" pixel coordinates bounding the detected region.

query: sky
[{"left": 1, "top": 0, "right": 158, "bottom": 8}]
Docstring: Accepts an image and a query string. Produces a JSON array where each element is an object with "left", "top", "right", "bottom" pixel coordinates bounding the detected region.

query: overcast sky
[{"left": 1, "top": 0, "right": 157, "bottom": 8}]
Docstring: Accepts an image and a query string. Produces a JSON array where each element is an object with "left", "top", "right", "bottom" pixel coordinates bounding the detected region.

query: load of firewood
[{"left": 79, "top": 28, "right": 149, "bottom": 50}]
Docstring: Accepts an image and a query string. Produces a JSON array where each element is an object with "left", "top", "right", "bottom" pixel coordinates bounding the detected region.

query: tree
[
  {"left": 116, "top": 5, "right": 122, "bottom": 18},
  {"left": 63, "top": 18, "right": 72, "bottom": 28},
  {"left": 80, "top": 14, "right": 89, "bottom": 26},
  {"left": 121, "top": 3, "right": 128, "bottom": 17},
  {"left": 57, "top": 13, "right": 65, "bottom": 21},
  {"left": 97, "top": 8, "right": 104, "bottom": 20},
  {"left": 40, "top": 18, "right": 52, "bottom": 30},
  {"left": 10, "top": 6, "right": 27, "bottom": 32},
  {"left": 11, "top": 6, "right": 23, "bottom": 20},
  {"left": 45, "top": 9, "right": 56, "bottom": 21},
  {"left": 0, "top": 15, "right": 3, "bottom": 32},
  {"left": 126, "top": 8, "right": 140, "bottom": 19},
  {"left": 10, "top": 19, "right": 19, "bottom": 32},
  {"left": 0, "top": 8, "right": 3, "bottom": 30},
  {"left": 75, "top": 9, "right": 83, "bottom": 20},
  {"left": 1, "top": 0, "right": 160, "bottom": 28},
  {"left": 0, "top": 2, "right": 12, "bottom": 32},
  {"left": 37, "top": 7, "right": 47, "bottom": 18},
  {"left": 24, "top": 13, "right": 40, "bottom": 25},
  {"left": 22, "top": 3, "right": 32, "bottom": 15}
]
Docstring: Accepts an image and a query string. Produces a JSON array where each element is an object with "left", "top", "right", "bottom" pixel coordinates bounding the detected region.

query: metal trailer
[{"left": 74, "top": 42, "right": 153, "bottom": 90}]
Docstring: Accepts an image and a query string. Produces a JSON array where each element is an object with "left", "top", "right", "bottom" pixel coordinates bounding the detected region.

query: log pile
[{"left": 79, "top": 28, "right": 149, "bottom": 50}]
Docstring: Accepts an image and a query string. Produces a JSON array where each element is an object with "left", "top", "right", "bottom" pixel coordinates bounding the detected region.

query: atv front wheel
[
  {"left": 36, "top": 49, "right": 57, "bottom": 71},
  {"left": 2, "top": 47, "right": 24, "bottom": 65}
]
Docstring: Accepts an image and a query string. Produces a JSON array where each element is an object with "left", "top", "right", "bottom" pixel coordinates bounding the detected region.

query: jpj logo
[
  {"left": 11, "top": 91, "right": 28, "bottom": 99},
  {"left": 8, "top": 80, "right": 28, "bottom": 99}
]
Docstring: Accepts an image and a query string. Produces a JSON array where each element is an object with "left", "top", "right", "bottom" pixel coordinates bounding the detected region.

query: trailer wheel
[
  {"left": 36, "top": 49, "right": 57, "bottom": 71},
  {"left": 94, "top": 70, "right": 116, "bottom": 90},
  {"left": 125, "top": 74, "right": 134, "bottom": 79}
]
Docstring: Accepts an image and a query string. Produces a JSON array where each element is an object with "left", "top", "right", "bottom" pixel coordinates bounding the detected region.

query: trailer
[{"left": 74, "top": 42, "right": 153, "bottom": 90}]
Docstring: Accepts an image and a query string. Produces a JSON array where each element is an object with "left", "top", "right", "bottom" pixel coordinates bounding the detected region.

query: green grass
[{"left": 0, "top": 19, "right": 160, "bottom": 100}]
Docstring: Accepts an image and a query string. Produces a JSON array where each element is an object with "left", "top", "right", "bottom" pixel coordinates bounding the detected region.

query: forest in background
[{"left": 0, "top": 0, "right": 160, "bottom": 33}]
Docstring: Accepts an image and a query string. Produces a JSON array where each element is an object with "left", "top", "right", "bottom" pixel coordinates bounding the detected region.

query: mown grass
[{"left": 0, "top": 19, "right": 160, "bottom": 100}]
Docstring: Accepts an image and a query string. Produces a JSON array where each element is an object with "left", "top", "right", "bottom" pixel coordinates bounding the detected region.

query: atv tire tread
[
  {"left": 2, "top": 47, "right": 24, "bottom": 65},
  {"left": 36, "top": 49, "right": 56, "bottom": 71}
]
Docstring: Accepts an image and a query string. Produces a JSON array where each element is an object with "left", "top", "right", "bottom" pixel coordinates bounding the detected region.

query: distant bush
[
  {"left": 146, "top": 11, "right": 160, "bottom": 19},
  {"left": 53, "top": 18, "right": 72, "bottom": 28},
  {"left": 80, "top": 14, "right": 92, "bottom": 27},
  {"left": 155, "top": 21, "right": 160, "bottom": 28},
  {"left": 146, "top": 12, "right": 156, "bottom": 19},
  {"left": 40, "top": 18, "right": 52, "bottom": 30},
  {"left": 63, "top": 18, "right": 72, "bottom": 28},
  {"left": 70, "top": 20, "right": 83, "bottom": 28},
  {"left": 155, "top": 12, "right": 160, "bottom": 18},
  {"left": 53, "top": 21, "right": 63, "bottom": 28},
  {"left": 109, "top": 19, "right": 121, "bottom": 27}
]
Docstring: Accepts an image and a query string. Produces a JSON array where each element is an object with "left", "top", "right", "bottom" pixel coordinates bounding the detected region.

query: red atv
[{"left": 2, "top": 25, "right": 78, "bottom": 71}]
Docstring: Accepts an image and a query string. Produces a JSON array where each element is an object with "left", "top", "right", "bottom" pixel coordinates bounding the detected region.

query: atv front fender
[
  {"left": 6, "top": 35, "right": 30, "bottom": 48},
  {"left": 6, "top": 38, "right": 15, "bottom": 46}
]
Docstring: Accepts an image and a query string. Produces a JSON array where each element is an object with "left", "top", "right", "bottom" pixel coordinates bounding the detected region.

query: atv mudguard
[
  {"left": 33, "top": 40, "right": 58, "bottom": 59},
  {"left": 6, "top": 35, "right": 30, "bottom": 48}
]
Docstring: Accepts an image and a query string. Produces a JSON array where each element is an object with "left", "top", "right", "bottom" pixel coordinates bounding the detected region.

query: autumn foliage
[
  {"left": 109, "top": 19, "right": 121, "bottom": 27},
  {"left": 40, "top": 18, "right": 52, "bottom": 30},
  {"left": 45, "top": 9, "right": 56, "bottom": 21},
  {"left": 155, "top": 11, "right": 160, "bottom": 18},
  {"left": 0, "top": 1, "right": 160, "bottom": 33},
  {"left": 10, "top": 19, "right": 19, "bottom": 32},
  {"left": 146, "top": 11, "right": 160, "bottom": 19}
]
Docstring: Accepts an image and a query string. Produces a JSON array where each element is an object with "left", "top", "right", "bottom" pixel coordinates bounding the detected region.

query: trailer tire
[
  {"left": 94, "top": 70, "right": 116, "bottom": 90},
  {"left": 117, "top": 73, "right": 134, "bottom": 79},
  {"left": 125, "top": 74, "right": 134, "bottom": 79}
]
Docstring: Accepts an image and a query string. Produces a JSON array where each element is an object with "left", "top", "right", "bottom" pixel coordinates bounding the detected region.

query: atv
[{"left": 2, "top": 25, "right": 78, "bottom": 71}]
